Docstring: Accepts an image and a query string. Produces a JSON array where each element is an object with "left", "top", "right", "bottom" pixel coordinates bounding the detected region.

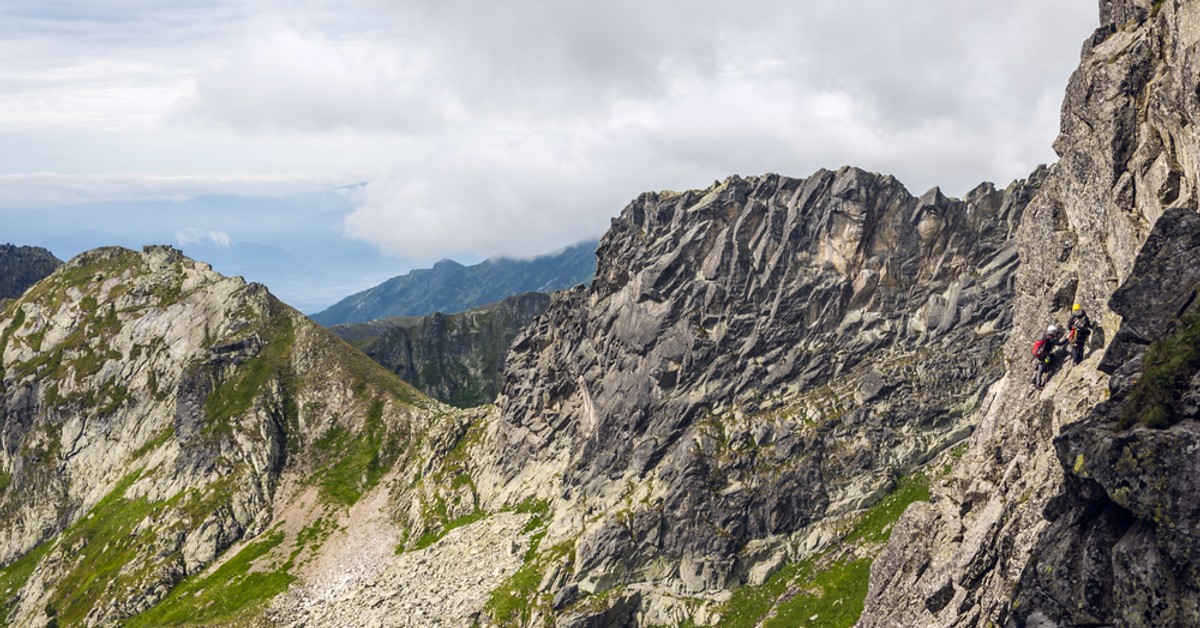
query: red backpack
[{"left": 1032, "top": 338, "right": 1047, "bottom": 359}]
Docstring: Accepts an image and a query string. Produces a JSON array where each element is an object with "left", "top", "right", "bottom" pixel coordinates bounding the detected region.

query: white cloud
[
  {"left": 175, "top": 227, "right": 234, "bottom": 248},
  {"left": 0, "top": 172, "right": 364, "bottom": 209},
  {"left": 343, "top": 129, "right": 635, "bottom": 259},
  {"left": 0, "top": 0, "right": 1100, "bottom": 270},
  {"left": 183, "top": 19, "right": 434, "bottom": 131},
  {"left": 333, "top": 0, "right": 1098, "bottom": 260}
]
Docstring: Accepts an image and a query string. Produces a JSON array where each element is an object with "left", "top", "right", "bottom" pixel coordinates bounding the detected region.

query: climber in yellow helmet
[{"left": 1067, "top": 303, "right": 1091, "bottom": 364}]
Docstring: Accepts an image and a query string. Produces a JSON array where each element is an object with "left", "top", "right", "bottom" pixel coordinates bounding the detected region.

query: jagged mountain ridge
[
  {"left": 310, "top": 240, "right": 596, "bottom": 326},
  {"left": 488, "top": 166, "right": 1041, "bottom": 622},
  {"left": 0, "top": 164, "right": 1045, "bottom": 627},
  {"left": 330, "top": 292, "right": 550, "bottom": 407},
  {"left": 0, "top": 244, "right": 61, "bottom": 301}
]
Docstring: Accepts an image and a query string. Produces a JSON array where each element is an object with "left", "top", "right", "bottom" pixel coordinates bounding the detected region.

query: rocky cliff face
[
  {"left": 0, "top": 244, "right": 61, "bottom": 301},
  {"left": 0, "top": 245, "right": 437, "bottom": 626},
  {"left": 330, "top": 292, "right": 550, "bottom": 407},
  {"left": 859, "top": 1, "right": 1200, "bottom": 625},
  {"left": 1010, "top": 207, "right": 1200, "bottom": 626},
  {"left": 489, "top": 165, "right": 1040, "bottom": 622}
]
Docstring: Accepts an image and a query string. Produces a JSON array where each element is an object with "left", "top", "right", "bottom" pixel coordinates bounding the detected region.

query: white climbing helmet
[{"left": 1047, "top": 324, "right": 1058, "bottom": 335}]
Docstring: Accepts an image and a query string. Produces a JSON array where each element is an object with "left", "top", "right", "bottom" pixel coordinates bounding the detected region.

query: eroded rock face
[
  {"left": 494, "top": 166, "right": 1040, "bottom": 611},
  {"left": 860, "top": 1, "right": 1200, "bottom": 625}
]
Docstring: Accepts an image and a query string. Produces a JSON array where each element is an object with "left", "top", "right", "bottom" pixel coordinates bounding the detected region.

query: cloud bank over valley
[{"left": 0, "top": 0, "right": 1098, "bottom": 310}]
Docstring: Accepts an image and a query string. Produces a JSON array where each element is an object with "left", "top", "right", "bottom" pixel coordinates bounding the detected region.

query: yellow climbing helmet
[{"left": 1073, "top": 303, "right": 1081, "bottom": 311}]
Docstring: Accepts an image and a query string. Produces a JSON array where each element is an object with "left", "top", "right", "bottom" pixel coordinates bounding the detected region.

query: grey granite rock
[
  {"left": 861, "top": 1, "right": 1200, "bottom": 625},
  {"left": 1009, "top": 206, "right": 1200, "bottom": 627},
  {"left": 494, "top": 166, "right": 1040, "bottom": 616}
]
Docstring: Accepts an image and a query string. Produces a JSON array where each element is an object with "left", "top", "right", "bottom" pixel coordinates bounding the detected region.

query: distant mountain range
[{"left": 310, "top": 240, "right": 597, "bottom": 326}]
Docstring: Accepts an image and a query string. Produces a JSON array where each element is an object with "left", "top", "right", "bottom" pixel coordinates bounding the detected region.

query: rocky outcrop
[
  {"left": 491, "top": 166, "right": 1040, "bottom": 620},
  {"left": 311, "top": 241, "right": 595, "bottom": 326},
  {"left": 1009, "top": 207, "right": 1200, "bottom": 626},
  {"left": 0, "top": 244, "right": 61, "bottom": 300},
  {"left": 331, "top": 292, "right": 550, "bottom": 407},
  {"left": 0, "top": 245, "right": 434, "bottom": 626},
  {"left": 860, "top": 1, "right": 1200, "bottom": 625}
]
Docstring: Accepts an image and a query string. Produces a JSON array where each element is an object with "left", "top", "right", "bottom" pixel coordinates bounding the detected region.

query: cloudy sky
[{"left": 1, "top": 1, "right": 1098, "bottom": 312}]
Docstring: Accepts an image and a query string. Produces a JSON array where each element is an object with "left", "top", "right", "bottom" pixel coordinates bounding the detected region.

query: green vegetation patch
[
  {"left": 394, "top": 418, "right": 489, "bottom": 553},
  {"left": 718, "top": 556, "right": 873, "bottom": 628},
  {"left": 843, "top": 474, "right": 930, "bottom": 545},
  {"left": 0, "top": 468, "right": 10, "bottom": 494},
  {"left": 131, "top": 427, "right": 175, "bottom": 461},
  {"left": 44, "top": 471, "right": 157, "bottom": 626},
  {"left": 412, "top": 510, "right": 488, "bottom": 550},
  {"left": 480, "top": 499, "right": 558, "bottom": 625},
  {"left": 486, "top": 534, "right": 574, "bottom": 628},
  {"left": 719, "top": 560, "right": 804, "bottom": 627},
  {"left": 0, "top": 538, "right": 56, "bottom": 625},
  {"left": 293, "top": 516, "right": 338, "bottom": 561},
  {"left": 1119, "top": 309, "right": 1200, "bottom": 429},
  {"left": 204, "top": 312, "right": 296, "bottom": 434},
  {"left": 348, "top": 336, "right": 379, "bottom": 352},
  {"left": 96, "top": 384, "right": 130, "bottom": 415},
  {"left": 343, "top": 347, "right": 428, "bottom": 408},
  {"left": 126, "top": 531, "right": 294, "bottom": 627},
  {"left": 30, "top": 467, "right": 259, "bottom": 626},
  {"left": 425, "top": 418, "right": 483, "bottom": 494},
  {"left": 761, "top": 558, "right": 872, "bottom": 627},
  {"left": 310, "top": 399, "right": 403, "bottom": 506},
  {"left": 0, "top": 305, "right": 26, "bottom": 357},
  {"left": 716, "top": 473, "right": 930, "bottom": 628}
]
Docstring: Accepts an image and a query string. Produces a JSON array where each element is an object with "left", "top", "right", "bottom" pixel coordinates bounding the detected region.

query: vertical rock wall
[{"left": 860, "top": 1, "right": 1200, "bottom": 625}]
